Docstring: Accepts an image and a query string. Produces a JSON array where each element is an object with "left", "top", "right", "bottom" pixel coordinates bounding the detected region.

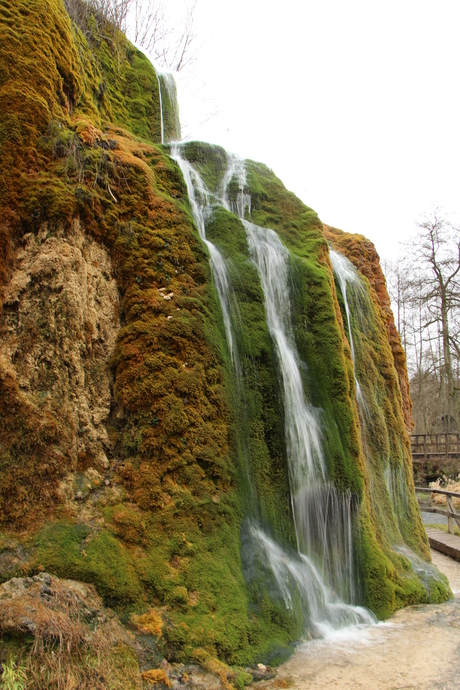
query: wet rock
[{"left": 245, "top": 663, "right": 275, "bottom": 682}]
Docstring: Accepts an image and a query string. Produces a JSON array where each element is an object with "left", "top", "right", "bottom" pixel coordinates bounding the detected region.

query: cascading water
[
  {"left": 157, "top": 72, "right": 181, "bottom": 144},
  {"left": 220, "top": 153, "right": 251, "bottom": 218},
  {"left": 156, "top": 72, "right": 164, "bottom": 144},
  {"left": 244, "top": 225, "right": 326, "bottom": 490},
  {"left": 170, "top": 143, "right": 237, "bottom": 365},
  {"left": 223, "top": 156, "right": 375, "bottom": 629},
  {"left": 161, "top": 73, "right": 181, "bottom": 142},
  {"left": 172, "top": 144, "right": 376, "bottom": 636},
  {"left": 329, "top": 250, "right": 365, "bottom": 405},
  {"left": 251, "top": 525, "right": 372, "bottom": 637}
]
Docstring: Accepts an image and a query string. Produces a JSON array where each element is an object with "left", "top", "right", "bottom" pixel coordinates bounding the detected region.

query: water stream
[
  {"left": 156, "top": 72, "right": 164, "bottom": 144},
  {"left": 329, "top": 249, "right": 365, "bottom": 405},
  {"left": 244, "top": 221, "right": 371, "bottom": 621},
  {"left": 170, "top": 144, "right": 237, "bottom": 365}
]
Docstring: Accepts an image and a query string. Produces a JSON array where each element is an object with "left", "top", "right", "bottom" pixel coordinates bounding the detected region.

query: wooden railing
[
  {"left": 416, "top": 486, "right": 460, "bottom": 535},
  {"left": 411, "top": 433, "right": 460, "bottom": 459}
]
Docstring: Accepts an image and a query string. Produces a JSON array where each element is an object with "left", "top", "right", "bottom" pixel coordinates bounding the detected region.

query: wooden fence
[
  {"left": 416, "top": 486, "right": 460, "bottom": 535},
  {"left": 411, "top": 433, "right": 460, "bottom": 460}
]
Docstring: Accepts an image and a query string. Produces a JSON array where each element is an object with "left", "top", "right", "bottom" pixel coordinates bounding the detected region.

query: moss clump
[
  {"left": 177, "top": 141, "right": 229, "bottom": 193},
  {"left": 35, "top": 522, "right": 141, "bottom": 604}
]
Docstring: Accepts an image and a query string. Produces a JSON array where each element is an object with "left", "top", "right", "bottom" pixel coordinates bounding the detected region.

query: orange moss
[
  {"left": 141, "top": 669, "right": 172, "bottom": 687},
  {"left": 132, "top": 608, "right": 164, "bottom": 637}
]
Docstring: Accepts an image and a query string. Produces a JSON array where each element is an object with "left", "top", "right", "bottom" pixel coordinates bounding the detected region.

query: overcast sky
[{"left": 155, "top": 0, "right": 460, "bottom": 262}]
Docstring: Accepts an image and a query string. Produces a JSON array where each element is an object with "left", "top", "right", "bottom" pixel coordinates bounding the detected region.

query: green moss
[
  {"left": 177, "top": 142, "right": 229, "bottom": 193},
  {"left": 35, "top": 521, "right": 141, "bottom": 603}
]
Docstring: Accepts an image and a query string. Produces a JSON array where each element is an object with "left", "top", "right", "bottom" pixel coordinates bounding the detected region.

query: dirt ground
[{"left": 258, "top": 550, "right": 460, "bottom": 690}]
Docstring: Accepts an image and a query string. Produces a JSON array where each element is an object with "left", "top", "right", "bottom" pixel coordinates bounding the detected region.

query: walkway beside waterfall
[
  {"left": 258, "top": 550, "right": 460, "bottom": 690},
  {"left": 426, "top": 528, "right": 460, "bottom": 561}
]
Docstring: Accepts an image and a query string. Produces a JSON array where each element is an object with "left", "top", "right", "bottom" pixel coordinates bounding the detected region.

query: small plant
[{"left": 1, "top": 660, "right": 27, "bottom": 690}]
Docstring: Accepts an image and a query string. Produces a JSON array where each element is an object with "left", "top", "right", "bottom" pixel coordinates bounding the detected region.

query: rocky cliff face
[{"left": 0, "top": 0, "right": 451, "bottom": 685}]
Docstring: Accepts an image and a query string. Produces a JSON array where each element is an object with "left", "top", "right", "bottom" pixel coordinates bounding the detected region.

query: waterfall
[
  {"left": 161, "top": 73, "right": 181, "bottom": 142},
  {"left": 156, "top": 73, "right": 164, "bottom": 144},
  {"left": 244, "top": 221, "right": 371, "bottom": 615},
  {"left": 226, "top": 160, "right": 374, "bottom": 629},
  {"left": 244, "top": 224, "right": 325, "bottom": 490},
  {"left": 220, "top": 153, "right": 251, "bottom": 218},
  {"left": 250, "top": 525, "right": 372, "bottom": 637},
  {"left": 329, "top": 249, "right": 364, "bottom": 404},
  {"left": 172, "top": 145, "right": 376, "bottom": 636},
  {"left": 157, "top": 73, "right": 181, "bottom": 144}
]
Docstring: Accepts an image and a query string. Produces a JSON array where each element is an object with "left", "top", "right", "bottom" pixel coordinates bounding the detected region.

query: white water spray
[
  {"left": 220, "top": 153, "right": 251, "bottom": 218},
  {"left": 245, "top": 224, "right": 325, "bottom": 490},
  {"left": 330, "top": 248, "right": 412, "bottom": 539},
  {"left": 252, "top": 525, "right": 374, "bottom": 637}
]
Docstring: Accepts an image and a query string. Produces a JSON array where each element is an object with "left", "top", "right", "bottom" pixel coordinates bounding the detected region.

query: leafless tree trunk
[
  {"left": 128, "top": 0, "right": 198, "bottom": 72},
  {"left": 417, "top": 211, "right": 460, "bottom": 430},
  {"left": 392, "top": 209, "right": 460, "bottom": 433}
]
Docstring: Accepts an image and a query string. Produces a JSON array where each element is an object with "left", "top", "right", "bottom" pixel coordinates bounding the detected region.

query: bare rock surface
[
  {"left": 0, "top": 219, "right": 120, "bottom": 514},
  {"left": 258, "top": 550, "right": 460, "bottom": 689}
]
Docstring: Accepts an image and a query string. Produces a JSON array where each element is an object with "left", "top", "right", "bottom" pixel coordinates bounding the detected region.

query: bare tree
[
  {"left": 128, "top": 0, "right": 198, "bottom": 72},
  {"left": 418, "top": 211, "right": 460, "bottom": 429},
  {"left": 384, "top": 257, "right": 411, "bottom": 355},
  {"left": 395, "top": 209, "right": 460, "bottom": 432},
  {"left": 64, "top": 0, "right": 198, "bottom": 73},
  {"left": 130, "top": 0, "right": 167, "bottom": 52},
  {"left": 64, "top": 0, "right": 132, "bottom": 34}
]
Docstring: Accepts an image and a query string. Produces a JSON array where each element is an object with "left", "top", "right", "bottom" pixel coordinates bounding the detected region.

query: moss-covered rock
[{"left": 0, "top": 0, "right": 451, "bottom": 679}]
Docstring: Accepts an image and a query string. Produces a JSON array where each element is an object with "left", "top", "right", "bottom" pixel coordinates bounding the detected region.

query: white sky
[{"left": 159, "top": 0, "right": 460, "bottom": 262}]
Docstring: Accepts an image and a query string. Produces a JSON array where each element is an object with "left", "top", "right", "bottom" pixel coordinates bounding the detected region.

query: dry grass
[
  {"left": 430, "top": 475, "right": 460, "bottom": 509},
  {"left": 0, "top": 574, "right": 143, "bottom": 690}
]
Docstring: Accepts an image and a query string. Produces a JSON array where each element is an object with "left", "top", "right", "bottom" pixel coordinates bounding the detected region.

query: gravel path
[{"left": 420, "top": 510, "right": 448, "bottom": 525}]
